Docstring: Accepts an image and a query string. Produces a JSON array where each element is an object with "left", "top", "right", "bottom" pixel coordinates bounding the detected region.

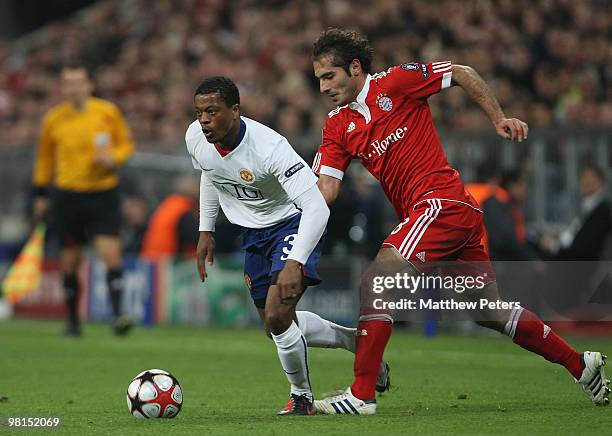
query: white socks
[
  {"left": 296, "top": 311, "right": 356, "bottom": 352},
  {"left": 271, "top": 321, "right": 312, "bottom": 399},
  {"left": 271, "top": 313, "right": 357, "bottom": 399}
]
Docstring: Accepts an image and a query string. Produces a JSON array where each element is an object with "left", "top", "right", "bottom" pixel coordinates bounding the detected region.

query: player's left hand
[
  {"left": 495, "top": 118, "right": 528, "bottom": 142},
  {"left": 277, "top": 260, "right": 303, "bottom": 302}
]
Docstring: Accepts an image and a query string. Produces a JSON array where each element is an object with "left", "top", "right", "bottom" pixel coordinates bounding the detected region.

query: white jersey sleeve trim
[
  {"left": 432, "top": 61, "right": 452, "bottom": 73},
  {"left": 286, "top": 185, "right": 330, "bottom": 264},
  {"left": 319, "top": 165, "right": 345, "bottom": 180},
  {"left": 442, "top": 71, "right": 452, "bottom": 89}
]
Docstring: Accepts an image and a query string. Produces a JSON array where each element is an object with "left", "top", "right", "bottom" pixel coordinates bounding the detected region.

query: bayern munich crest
[{"left": 376, "top": 93, "right": 393, "bottom": 112}]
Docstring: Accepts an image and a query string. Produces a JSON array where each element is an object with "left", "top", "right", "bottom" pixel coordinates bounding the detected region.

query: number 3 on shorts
[{"left": 280, "top": 234, "right": 296, "bottom": 260}]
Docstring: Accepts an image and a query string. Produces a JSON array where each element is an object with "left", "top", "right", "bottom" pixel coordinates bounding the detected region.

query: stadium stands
[{"left": 0, "top": 0, "right": 611, "bottom": 150}]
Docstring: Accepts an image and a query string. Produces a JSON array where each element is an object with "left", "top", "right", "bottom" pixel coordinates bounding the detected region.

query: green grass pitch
[{"left": 2, "top": 319, "right": 612, "bottom": 435}]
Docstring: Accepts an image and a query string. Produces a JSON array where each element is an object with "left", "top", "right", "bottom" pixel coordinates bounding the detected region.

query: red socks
[
  {"left": 512, "top": 309, "right": 584, "bottom": 379},
  {"left": 351, "top": 320, "right": 392, "bottom": 400},
  {"left": 350, "top": 310, "right": 584, "bottom": 402}
]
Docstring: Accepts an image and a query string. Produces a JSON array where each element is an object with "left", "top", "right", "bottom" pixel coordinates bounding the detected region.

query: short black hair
[
  {"left": 313, "top": 28, "right": 374, "bottom": 75},
  {"left": 194, "top": 76, "right": 240, "bottom": 106}
]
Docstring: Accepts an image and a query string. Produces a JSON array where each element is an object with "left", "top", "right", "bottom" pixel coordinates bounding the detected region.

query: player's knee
[
  {"left": 359, "top": 269, "right": 387, "bottom": 302},
  {"left": 359, "top": 254, "right": 419, "bottom": 307},
  {"left": 95, "top": 238, "right": 123, "bottom": 268},
  {"left": 264, "top": 306, "right": 292, "bottom": 335}
]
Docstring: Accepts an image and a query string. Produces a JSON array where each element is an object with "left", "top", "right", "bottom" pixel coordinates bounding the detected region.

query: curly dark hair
[
  {"left": 313, "top": 28, "right": 374, "bottom": 75},
  {"left": 194, "top": 76, "right": 240, "bottom": 106}
]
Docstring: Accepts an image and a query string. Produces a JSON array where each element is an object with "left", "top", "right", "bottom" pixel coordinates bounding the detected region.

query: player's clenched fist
[{"left": 196, "top": 231, "right": 215, "bottom": 282}]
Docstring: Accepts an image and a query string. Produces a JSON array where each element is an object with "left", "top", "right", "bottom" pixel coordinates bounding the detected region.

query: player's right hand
[
  {"left": 494, "top": 118, "right": 529, "bottom": 142},
  {"left": 196, "top": 232, "right": 215, "bottom": 282},
  {"left": 32, "top": 196, "right": 50, "bottom": 224}
]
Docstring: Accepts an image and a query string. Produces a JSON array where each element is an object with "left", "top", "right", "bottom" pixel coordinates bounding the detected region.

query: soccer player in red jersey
[{"left": 310, "top": 28, "right": 609, "bottom": 414}]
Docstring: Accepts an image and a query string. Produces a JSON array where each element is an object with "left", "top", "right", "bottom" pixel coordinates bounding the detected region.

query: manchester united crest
[
  {"left": 239, "top": 169, "right": 254, "bottom": 183},
  {"left": 376, "top": 93, "right": 393, "bottom": 112}
]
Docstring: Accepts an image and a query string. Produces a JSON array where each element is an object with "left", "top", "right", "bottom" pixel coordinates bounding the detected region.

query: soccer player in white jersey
[{"left": 185, "top": 76, "right": 389, "bottom": 415}]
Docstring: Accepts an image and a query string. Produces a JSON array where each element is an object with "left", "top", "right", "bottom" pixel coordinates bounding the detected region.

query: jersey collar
[
  {"left": 67, "top": 97, "right": 92, "bottom": 113},
  {"left": 214, "top": 118, "right": 247, "bottom": 158},
  {"left": 348, "top": 74, "right": 372, "bottom": 124},
  {"left": 235, "top": 117, "right": 247, "bottom": 147}
]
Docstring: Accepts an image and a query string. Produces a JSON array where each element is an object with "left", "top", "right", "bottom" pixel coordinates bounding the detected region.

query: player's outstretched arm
[
  {"left": 317, "top": 174, "right": 342, "bottom": 204},
  {"left": 451, "top": 64, "right": 528, "bottom": 142}
]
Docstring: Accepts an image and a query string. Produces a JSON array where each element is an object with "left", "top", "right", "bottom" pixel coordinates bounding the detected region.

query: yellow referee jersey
[{"left": 33, "top": 97, "right": 135, "bottom": 193}]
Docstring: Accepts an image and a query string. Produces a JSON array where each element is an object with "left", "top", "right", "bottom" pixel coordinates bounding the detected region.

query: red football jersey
[{"left": 312, "top": 61, "right": 476, "bottom": 219}]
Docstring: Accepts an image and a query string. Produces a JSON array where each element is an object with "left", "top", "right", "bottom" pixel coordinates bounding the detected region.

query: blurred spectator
[
  {"left": 494, "top": 170, "right": 537, "bottom": 260},
  {"left": 121, "top": 194, "right": 149, "bottom": 257},
  {"left": 465, "top": 161, "right": 500, "bottom": 256},
  {"left": 210, "top": 210, "right": 243, "bottom": 255},
  {"left": 467, "top": 163, "right": 535, "bottom": 260},
  {"left": 541, "top": 165, "right": 611, "bottom": 261},
  {"left": 466, "top": 161, "right": 501, "bottom": 205},
  {"left": 349, "top": 169, "right": 388, "bottom": 258},
  {"left": 0, "top": 0, "right": 611, "bottom": 150},
  {"left": 140, "top": 175, "right": 199, "bottom": 261}
]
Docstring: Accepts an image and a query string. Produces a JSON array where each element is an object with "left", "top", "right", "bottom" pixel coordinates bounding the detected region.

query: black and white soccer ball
[{"left": 126, "top": 369, "right": 183, "bottom": 419}]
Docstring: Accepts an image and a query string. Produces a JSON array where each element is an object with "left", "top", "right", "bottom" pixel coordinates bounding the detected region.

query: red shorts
[{"left": 381, "top": 196, "right": 496, "bottom": 282}]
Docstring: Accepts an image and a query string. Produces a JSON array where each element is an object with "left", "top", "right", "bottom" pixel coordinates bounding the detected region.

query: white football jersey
[{"left": 185, "top": 116, "right": 317, "bottom": 229}]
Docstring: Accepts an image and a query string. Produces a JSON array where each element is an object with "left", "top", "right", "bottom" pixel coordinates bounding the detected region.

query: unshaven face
[{"left": 313, "top": 55, "right": 362, "bottom": 106}]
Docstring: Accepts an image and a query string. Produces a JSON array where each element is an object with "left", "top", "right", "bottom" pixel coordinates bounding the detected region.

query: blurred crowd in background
[
  {"left": 0, "top": 0, "right": 611, "bottom": 151},
  {"left": 0, "top": 0, "right": 610, "bottom": 264}
]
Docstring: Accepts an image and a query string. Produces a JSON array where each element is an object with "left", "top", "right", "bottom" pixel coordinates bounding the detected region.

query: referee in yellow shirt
[{"left": 32, "top": 64, "right": 135, "bottom": 337}]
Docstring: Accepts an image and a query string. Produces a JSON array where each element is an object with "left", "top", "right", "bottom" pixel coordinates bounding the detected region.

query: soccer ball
[{"left": 126, "top": 369, "right": 183, "bottom": 418}]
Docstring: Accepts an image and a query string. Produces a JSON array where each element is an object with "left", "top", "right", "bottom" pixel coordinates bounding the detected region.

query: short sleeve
[
  {"left": 108, "top": 104, "right": 135, "bottom": 166},
  {"left": 33, "top": 112, "right": 55, "bottom": 187},
  {"left": 392, "top": 61, "right": 453, "bottom": 100},
  {"left": 311, "top": 122, "right": 352, "bottom": 181},
  {"left": 267, "top": 138, "right": 318, "bottom": 201}
]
